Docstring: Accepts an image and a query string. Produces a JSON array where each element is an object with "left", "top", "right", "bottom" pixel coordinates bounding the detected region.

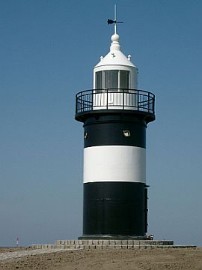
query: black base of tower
[{"left": 80, "top": 182, "right": 148, "bottom": 239}]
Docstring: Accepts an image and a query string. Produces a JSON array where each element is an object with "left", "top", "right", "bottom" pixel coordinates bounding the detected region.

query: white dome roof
[{"left": 95, "top": 33, "right": 135, "bottom": 68}]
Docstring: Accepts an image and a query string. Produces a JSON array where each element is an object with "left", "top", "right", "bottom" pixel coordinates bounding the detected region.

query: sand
[{"left": 0, "top": 247, "right": 201, "bottom": 270}]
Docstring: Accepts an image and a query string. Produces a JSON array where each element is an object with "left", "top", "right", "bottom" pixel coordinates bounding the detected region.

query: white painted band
[{"left": 83, "top": 145, "right": 146, "bottom": 183}]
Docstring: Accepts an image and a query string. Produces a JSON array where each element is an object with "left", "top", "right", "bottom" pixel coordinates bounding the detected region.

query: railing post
[
  {"left": 75, "top": 94, "right": 77, "bottom": 114},
  {"left": 123, "top": 88, "right": 124, "bottom": 110},
  {"left": 153, "top": 95, "right": 155, "bottom": 114},
  {"left": 137, "top": 90, "right": 139, "bottom": 111},
  {"left": 82, "top": 92, "right": 84, "bottom": 112},
  {"left": 107, "top": 89, "right": 108, "bottom": 110},
  {"left": 91, "top": 89, "right": 93, "bottom": 111}
]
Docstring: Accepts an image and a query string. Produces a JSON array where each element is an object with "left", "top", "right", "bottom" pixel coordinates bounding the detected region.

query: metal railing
[{"left": 76, "top": 88, "right": 155, "bottom": 115}]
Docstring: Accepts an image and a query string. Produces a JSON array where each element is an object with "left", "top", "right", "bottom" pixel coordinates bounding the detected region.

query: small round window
[{"left": 123, "top": 130, "right": 131, "bottom": 137}]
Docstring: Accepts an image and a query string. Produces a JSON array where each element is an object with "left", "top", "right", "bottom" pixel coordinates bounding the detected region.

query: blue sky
[{"left": 0, "top": 0, "right": 202, "bottom": 247}]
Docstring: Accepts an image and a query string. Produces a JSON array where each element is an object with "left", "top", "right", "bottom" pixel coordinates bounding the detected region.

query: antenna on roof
[{"left": 107, "top": 4, "right": 123, "bottom": 34}]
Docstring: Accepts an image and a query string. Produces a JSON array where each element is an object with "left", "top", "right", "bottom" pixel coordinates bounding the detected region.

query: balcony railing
[{"left": 75, "top": 88, "right": 155, "bottom": 121}]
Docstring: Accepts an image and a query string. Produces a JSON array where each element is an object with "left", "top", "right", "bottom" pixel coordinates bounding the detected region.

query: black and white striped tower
[{"left": 75, "top": 16, "right": 155, "bottom": 239}]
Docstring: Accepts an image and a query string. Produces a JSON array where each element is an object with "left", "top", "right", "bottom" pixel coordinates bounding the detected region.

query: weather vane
[{"left": 107, "top": 4, "right": 123, "bottom": 34}]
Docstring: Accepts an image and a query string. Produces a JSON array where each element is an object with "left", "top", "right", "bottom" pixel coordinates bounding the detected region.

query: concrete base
[
  {"left": 56, "top": 239, "right": 174, "bottom": 247},
  {"left": 32, "top": 239, "right": 196, "bottom": 250}
]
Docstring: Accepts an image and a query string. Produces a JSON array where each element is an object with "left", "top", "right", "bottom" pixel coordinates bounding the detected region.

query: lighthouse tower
[{"left": 75, "top": 19, "right": 155, "bottom": 239}]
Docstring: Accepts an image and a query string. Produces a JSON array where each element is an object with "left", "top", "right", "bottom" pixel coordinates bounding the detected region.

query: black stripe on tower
[
  {"left": 83, "top": 182, "right": 148, "bottom": 238},
  {"left": 84, "top": 114, "right": 146, "bottom": 148}
]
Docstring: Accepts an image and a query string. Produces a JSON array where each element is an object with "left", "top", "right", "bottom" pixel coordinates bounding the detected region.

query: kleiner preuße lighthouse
[{"left": 75, "top": 20, "right": 155, "bottom": 239}]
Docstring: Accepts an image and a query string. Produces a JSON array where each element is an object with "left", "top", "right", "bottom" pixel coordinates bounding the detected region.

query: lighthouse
[{"left": 75, "top": 18, "right": 155, "bottom": 239}]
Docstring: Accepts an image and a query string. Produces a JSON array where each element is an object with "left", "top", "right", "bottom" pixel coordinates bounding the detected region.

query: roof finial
[{"left": 107, "top": 4, "right": 123, "bottom": 34}]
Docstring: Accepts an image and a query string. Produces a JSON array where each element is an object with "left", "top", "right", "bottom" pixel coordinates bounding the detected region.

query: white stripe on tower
[{"left": 84, "top": 145, "right": 146, "bottom": 183}]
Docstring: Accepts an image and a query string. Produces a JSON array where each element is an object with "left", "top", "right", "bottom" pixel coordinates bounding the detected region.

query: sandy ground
[{"left": 0, "top": 247, "right": 201, "bottom": 270}]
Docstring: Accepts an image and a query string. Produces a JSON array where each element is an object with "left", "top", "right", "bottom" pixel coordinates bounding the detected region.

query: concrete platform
[{"left": 32, "top": 239, "right": 196, "bottom": 250}]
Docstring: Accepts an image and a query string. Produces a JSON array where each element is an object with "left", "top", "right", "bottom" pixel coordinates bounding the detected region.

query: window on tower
[
  {"left": 95, "top": 70, "right": 130, "bottom": 91},
  {"left": 120, "top": 70, "right": 129, "bottom": 89},
  {"left": 105, "top": 70, "right": 118, "bottom": 89},
  {"left": 123, "top": 130, "right": 131, "bottom": 137},
  {"left": 95, "top": 71, "right": 102, "bottom": 90}
]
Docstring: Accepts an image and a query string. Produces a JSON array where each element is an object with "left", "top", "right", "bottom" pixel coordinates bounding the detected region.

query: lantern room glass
[{"left": 95, "top": 70, "right": 129, "bottom": 90}]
